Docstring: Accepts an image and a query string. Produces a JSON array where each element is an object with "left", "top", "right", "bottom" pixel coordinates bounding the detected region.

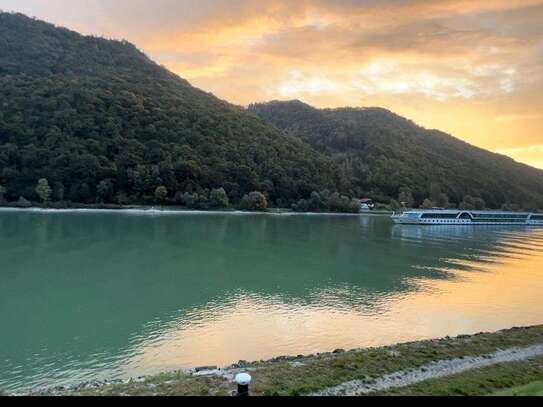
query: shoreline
[
  {"left": 17, "top": 324, "right": 543, "bottom": 397},
  {"left": 0, "top": 205, "right": 392, "bottom": 217}
]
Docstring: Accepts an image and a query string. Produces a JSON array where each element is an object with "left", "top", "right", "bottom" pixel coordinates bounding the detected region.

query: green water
[{"left": 1, "top": 209, "right": 543, "bottom": 393}]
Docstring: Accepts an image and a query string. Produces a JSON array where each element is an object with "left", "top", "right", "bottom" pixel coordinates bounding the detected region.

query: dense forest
[
  {"left": 250, "top": 101, "right": 543, "bottom": 210},
  {"left": 1, "top": 13, "right": 542, "bottom": 212},
  {"left": 0, "top": 12, "right": 348, "bottom": 210}
]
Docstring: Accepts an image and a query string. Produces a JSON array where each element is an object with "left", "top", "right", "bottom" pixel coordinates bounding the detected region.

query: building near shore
[{"left": 360, "top": 199, "right": 375, "bottom": 211}]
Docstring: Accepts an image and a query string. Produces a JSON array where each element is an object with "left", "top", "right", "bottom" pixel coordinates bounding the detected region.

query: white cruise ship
[{"left": 392, "top": 210, "right": 543, "bottom": 226}]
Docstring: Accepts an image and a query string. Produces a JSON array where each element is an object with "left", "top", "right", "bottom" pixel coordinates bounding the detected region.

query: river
[{"left": 1, "top": 209, "right": 542, "bottom": 392}]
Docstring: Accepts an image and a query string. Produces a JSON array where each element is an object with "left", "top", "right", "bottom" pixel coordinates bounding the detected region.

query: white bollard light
[{"left": 235, "top": 372, "right": 252, "bottom": 397}]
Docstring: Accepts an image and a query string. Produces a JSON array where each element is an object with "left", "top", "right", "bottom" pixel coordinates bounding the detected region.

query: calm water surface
[{"left": 1, "top": 209, "right": 543, "bottom": 392}]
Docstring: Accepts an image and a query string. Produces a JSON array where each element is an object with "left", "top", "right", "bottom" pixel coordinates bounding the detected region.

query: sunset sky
[{"left": 2, "top": 0, "right": 542, "bottom": 168}]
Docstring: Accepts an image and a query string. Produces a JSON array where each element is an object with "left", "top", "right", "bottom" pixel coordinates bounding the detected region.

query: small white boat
[{"left": 392, "top": 210, "right": 543, "bottom": 226}]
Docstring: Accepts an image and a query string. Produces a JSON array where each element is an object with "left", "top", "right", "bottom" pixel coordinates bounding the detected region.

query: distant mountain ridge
[{"left": 250, "top": 100, "right": 543, "bottom": 209}]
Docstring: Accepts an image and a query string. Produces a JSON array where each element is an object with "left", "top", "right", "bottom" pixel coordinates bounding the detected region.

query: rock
[{"left": 333, "top": 349, "right": 345, "bottom": 354}]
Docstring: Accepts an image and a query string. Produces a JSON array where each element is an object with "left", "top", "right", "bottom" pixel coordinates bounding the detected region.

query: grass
[
  {"left": 493, "top": 380, "right": 543, "bottom": 396},
  {"left": 75, "top": 372, "right": 232, "bottom": 397},
  {"left": 374, "top": 355, "right": 543, "bottom": 396},
  {"left": 32, "top": 325, "right": 543, "bottom": 397}
]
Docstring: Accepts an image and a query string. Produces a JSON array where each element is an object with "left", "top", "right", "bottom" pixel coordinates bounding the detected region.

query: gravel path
[{"left": 310, "top": 343, "right": 543, "bottom": 396}]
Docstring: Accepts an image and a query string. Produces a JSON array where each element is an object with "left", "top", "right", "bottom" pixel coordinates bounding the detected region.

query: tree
[
  {"left": 348, "top": 198, "right": 362, "bottom": 213},
  {"left": 389, "top": 199, "right": 402, "bottom": 211},
  {"left": 420, "top": 199, "right": 435, "bottom": 209},
  {"left": 459, "top": 195, "right": 475, "bottom": 210},
  {"left": 78, "top": 183, "right": 91, "bottom": 203},
  {"left": 398, "top": 186, "right": 414, "bottom": 208},
  {"left": 180, "top": 192, "right": 197, "bottom": 208},
  {"left": 293, "top": 199, "right": 309, "bottom": 212},
  {"left": 154, "top": 186, "right": 168, "bottom": 203},
  {"left": 473, "top": 197, "right": 486, "bottom": 210},
  {"left": 437, "top": 193, "right": 450, "bottom": 209},
  {"left": 16, "top": 196, "right": 31, "bottom": 208},
  {"left": 97, "top": 179, "right": 114, "bottom": 203},
  {"left": 309, "top": 191, "right": 323, "bottom": 212},
  {"left": 117, "top": 192, "right": 129, "bottom": 205},
  {"left": 0, "top": 185, "right": 6, "bottom": 203},
  {"left": 241, "top": 191, "right": 268, "bottom": 212},
  {"left": 502, "top": 202, "right": 521, "bottom": 212},
  {"left": 429, "top": 183, "right": 442, "bottom": 203},
  {"left": 35, "top": 178, "right": 52, "bottom": 202},
  {"left": 53, "top": 182, "right": 65, "bottom": 201},
  {"left": 428, "top": 183, "right": 449, "bottom": 208},
  {"left": 327, "top": 192, "right": 343, "bottom": 212},
  {"left": 209, "top": 188, "right": 229, "bottom": 209},
  {"left": 68, "top": 183, "right": 91, "bottom": 203}
]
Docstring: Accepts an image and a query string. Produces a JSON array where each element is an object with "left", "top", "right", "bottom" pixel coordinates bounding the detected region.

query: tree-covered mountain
[
  {"left": 0, "top": 12, "right": 347, "bottom": 208},
  {"left": 2, "top": 13, "right": 542, "bottom": 211},
  {"left": 249, "top": 100, "right": 543, "bottom": 209}
]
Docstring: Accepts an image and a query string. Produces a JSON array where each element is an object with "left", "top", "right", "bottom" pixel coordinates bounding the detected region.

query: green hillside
[
  {"left": 250, "top": 100, "right": 543, "bottom": 209},
  {"left": 0, "top": 12, "right": 346, "bottom": 208},
  {"left": 1, "top": 12, "right": 542, "bottom": 211}
]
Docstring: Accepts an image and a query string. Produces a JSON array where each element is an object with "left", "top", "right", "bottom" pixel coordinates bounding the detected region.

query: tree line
[{"left": 389, "top": 183, "right": 540, "bottom": 212}]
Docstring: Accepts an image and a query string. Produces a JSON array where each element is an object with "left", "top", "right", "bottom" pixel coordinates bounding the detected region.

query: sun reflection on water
[{"left": 117, "top": 227, "right": 543, "bottom": 380}]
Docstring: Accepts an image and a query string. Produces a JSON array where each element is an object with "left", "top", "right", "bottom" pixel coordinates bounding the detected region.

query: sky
[{"left": 1, "top": 0, "right": 542, "bottom": 169}]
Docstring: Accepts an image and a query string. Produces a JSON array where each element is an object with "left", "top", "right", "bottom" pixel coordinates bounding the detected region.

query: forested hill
[
  {"left": 2, "top": 13, "right": 542, "bottom": 211},
  {"left": 0, "top": 12, "right": 347, "bottom": 208},
  {"left": 249, "top": 100, "right": 543, "bottom": 209}
]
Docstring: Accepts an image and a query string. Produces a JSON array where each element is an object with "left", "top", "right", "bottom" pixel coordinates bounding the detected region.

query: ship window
[
  {"left": 531, "top": 215, "right": 543, "bottom": 221},
  {"left": 421, "top": 213, "right": 458, "bottom": 219},
  {"left": 471, "top": 213, "right": 529, "bottom": 221}
]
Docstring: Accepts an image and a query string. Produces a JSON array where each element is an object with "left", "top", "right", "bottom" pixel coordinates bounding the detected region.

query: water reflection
[{"left": 0, "top": 211, "right": 542, "bottom": 392}]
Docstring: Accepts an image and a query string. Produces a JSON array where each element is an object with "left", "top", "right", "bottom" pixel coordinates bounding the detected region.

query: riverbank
[
  {"left": 0, "top": 204, "right": 392, "bottom": 216},
  {"left": 19, "top": 325, "right": 543, "bottom": 397}
]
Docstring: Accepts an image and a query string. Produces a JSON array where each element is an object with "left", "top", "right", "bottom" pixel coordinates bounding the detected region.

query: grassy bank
[
  {"left": 374, "top": 355, "right": 543, "bottom": 396},
  {"left": 494, "top": 380, "right": 543, "bottom": 396},
  {"left": 26, "top": 325, "right": 543, "bottom": 397}
]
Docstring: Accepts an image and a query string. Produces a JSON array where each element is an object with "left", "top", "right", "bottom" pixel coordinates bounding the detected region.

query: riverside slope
[
  {"left": 250, "top": 100, "right": 543, "bottom": 208},
  {"left": 22, "top": 325, "right": 543, "bottom": 397}
]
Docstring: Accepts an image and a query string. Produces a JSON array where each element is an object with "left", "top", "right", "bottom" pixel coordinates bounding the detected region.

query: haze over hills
[
  {"left": 0, "top": 12, "right": 542, "bottom": 210},
  {"left": 250, "top": 100, "right": 543, "bottom": 209}
]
